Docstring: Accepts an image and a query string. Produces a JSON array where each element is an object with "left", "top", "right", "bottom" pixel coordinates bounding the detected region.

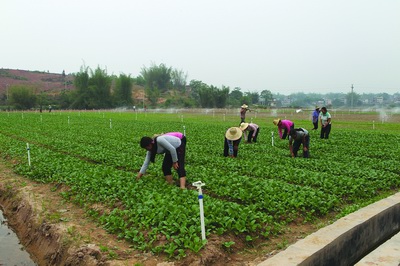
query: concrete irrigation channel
[{"left": 258, "top": 192, "right": 400, "bottom": 266}]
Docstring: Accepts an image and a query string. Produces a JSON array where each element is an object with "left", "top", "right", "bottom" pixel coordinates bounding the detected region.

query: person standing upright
[
  {"left": 312, "top": 106, "right": 320, "bottom": 130},
  {"left": 240, "top": 104, "right": 250, "bottom": 124},
  {"left": 320, "top": 107, "right": 332, "bottom": 139}
]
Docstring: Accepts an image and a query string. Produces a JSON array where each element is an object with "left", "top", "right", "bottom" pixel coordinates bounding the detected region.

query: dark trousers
[
  {"left": 247, "top": 128, "right": 260, "bottom": 143},
  {"left": 224, "top": 138, "right": 241, "bottom": 157},
  {"left": 162, "top": 136, "right": 186, "bottom": 177},
  {"left": 313, "top": 121, "right": 318, "bottom": 130},
  {"left": 320, "top": 124, "right": 331, "bottom": 139},
  {"left": 282, "top": 124, "right": 294, "bottom": 139},
  {"left": 293, "top": 135, "right": 310, "bottom": 158}
]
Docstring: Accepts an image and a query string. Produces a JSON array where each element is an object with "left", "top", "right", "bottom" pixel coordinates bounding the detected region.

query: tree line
[
  {"left": 3, "top": 63, "right": 398, "bottom": 110},
  {"left": 3, "top": 63, "right": 273, "bottom": 110}
]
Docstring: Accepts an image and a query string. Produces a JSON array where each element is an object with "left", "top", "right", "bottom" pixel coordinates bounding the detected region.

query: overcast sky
[{"left": 2, "top": 0, "right": 399, "bottom": 95}]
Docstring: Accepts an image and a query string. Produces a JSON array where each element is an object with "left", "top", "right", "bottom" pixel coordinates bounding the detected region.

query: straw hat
[
  {"left": 273, "top": 119, "right": 281, "bottom": 126},
  {"left": 241, "top": 104, "right": 248, "bottom": 109},
  {"left": 225, "top": 127, "right": 243, "bottom": 140},
  {"left": 239, "top": 122, "right": 249, "bottom": 131}
]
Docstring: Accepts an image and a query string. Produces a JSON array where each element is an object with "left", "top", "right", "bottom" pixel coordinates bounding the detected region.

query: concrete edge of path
[{"left": 257, "top": 192, "right": 400, "bottom": 266}]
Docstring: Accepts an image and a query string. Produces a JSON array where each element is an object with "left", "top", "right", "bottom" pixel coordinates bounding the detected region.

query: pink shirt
[
  {"left": 278, "top": 120, "right": 293, "bottom": 138},
  {"left": 164, "top": 132, "right": 184, "bottom": 139}
]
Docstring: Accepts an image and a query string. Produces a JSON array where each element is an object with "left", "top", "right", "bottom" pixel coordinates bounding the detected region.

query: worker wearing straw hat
[
  {"left": 273, "top": 118, "right": 294, "bottom": 140},
  {"left": 239, "top": 122, "right": 260, "bottom": 143},
  {"left": 240, "top": 104, "right": 250, "bottom": 124},
  {"left": 224, "top": 127, "right": 243, "bottom": 158}
]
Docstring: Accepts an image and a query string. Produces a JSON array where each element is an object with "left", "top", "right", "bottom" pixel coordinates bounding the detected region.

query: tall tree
[
  {"left": 198, "top": 86, "right": 214, "bottom": 108},
  {"left": 114, "top": 74, "right": 133, "bottom": 106},
  {"left": 245, "top": 91, "right": 259, "bottom": 104},
  {"left": 214, "top": 85, "right": 230, "bottom": 108},
  {"left": 171, "top": 69, "right": 188, "bottom": 92},
  {"left": 71, "top": 66, "right": 112, "bottom": 109},
  {"left": 228, "top": 87, "right": 243, "bottom": 107},
  {"left": 71, "top": 66, "right": 90, "bottom": 109},
  {"left": 189, "top": 79, "right": 208, "bottom": 104},
  {"left": 260, "top": 90, "right": 273, "bottom": 106},
  {"left": 141, "top": 63, "right": 172, "bottom": 92},
  {"left": 89, "top": 66, "right": 112, "bottom": 108},
  {"left": 141, "top": 63, "right": 173, "bottom": 106}
]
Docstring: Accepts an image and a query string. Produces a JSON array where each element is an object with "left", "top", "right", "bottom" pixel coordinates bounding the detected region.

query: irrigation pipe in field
[
  {"left": 26, "top": 143, "right": 31, "bottom": 167},
  {"left": 193, "top": 181, "right": 206, "bottom": 241},
  {"left": 271, "top": 131, "right": 274, "bottom": 146}
]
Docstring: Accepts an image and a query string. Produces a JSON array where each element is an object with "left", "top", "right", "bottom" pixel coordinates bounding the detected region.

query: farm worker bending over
[
  {"left": 240, "top": 104, "right": 250, "bottom": 124},
  {"left": 320, "top": 106, "right": 332, "bottom": 139},
  {"left": 137, "top": 132, "right": 187, "bottom": 189},
  {"left": 239, "top": 122, "right": 260, "bottom": 143},
  {"left": 289, "top": 128, "right": 310, "bottom": 158},
  {"left": 273, "top": 119, "right": 294, "bottom": 140},
  {"left": 224, "top": 127, "right": 243, "bottom": 158}
]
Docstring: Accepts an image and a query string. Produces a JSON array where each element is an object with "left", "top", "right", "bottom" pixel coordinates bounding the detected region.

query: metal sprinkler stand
[{"left": 192, "top": 181, "right": 206, "bottom": 241}]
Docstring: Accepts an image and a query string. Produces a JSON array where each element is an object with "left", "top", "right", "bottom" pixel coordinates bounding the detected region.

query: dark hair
[
  {"left": 321, "top": 107, "right": 327, "bottom": 112},
  {"left": 140, "top": 136, "right": 153, "bottom": 148}
]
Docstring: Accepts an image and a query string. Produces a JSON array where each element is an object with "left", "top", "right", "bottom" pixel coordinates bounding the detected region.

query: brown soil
[{"left": 0, "top": 159, "right": 333, "bottom": 266}]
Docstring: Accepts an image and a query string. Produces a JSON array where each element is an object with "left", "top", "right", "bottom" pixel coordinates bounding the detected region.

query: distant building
[
  {"left": 373, "top": 96, "right": 384, "bottom": 104},
  {"left": 281, "top": 97, "right": 291, "bottom": 107}
]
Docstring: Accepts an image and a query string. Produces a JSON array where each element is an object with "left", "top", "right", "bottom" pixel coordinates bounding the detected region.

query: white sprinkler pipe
[
  {"left": 192, "top": 181, "right": 206, "bottom": 241},
  {"left": 271, "top": 131, "right": 274, "bottom": 146},
  {"left": 183, "top": 125, "right": 186, "bottom": 136},
  {"left": 109, "top": 119, "right": 112, "bottom": 129},
  {"left": 26, "top": 143, "right": 31, "bottom": 167}
]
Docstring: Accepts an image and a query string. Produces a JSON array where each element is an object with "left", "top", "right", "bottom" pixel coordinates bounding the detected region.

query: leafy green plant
[{"left": 0, "top": 111, "right": 399, "bottom": 258}]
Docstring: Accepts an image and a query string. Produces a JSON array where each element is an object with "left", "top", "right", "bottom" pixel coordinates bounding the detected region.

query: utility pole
[{"left": 351, "top": 84, "right": 354, "bottom": 109}]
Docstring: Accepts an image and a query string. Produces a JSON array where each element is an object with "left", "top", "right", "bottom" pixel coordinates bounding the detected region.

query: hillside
[
  {"left": 0, "top": 69, "right": 75, "bottom": 96},
  {"left": 0, "top": 69, "right": 147, "bottom": 104}
]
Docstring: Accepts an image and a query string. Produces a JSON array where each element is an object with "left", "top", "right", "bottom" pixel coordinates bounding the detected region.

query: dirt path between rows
[{"left": 0, "top": 159, "right": 331, "bottom": 266}]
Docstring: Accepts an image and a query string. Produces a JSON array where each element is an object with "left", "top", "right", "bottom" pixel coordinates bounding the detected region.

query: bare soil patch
[{"left": 0, "top": 159, "right": 334, "bottom": 266}]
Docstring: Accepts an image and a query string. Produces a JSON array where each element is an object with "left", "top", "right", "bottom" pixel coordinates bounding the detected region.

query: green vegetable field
[{"left": 0, "top": 110, "right": 399, "bottom": 258}]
